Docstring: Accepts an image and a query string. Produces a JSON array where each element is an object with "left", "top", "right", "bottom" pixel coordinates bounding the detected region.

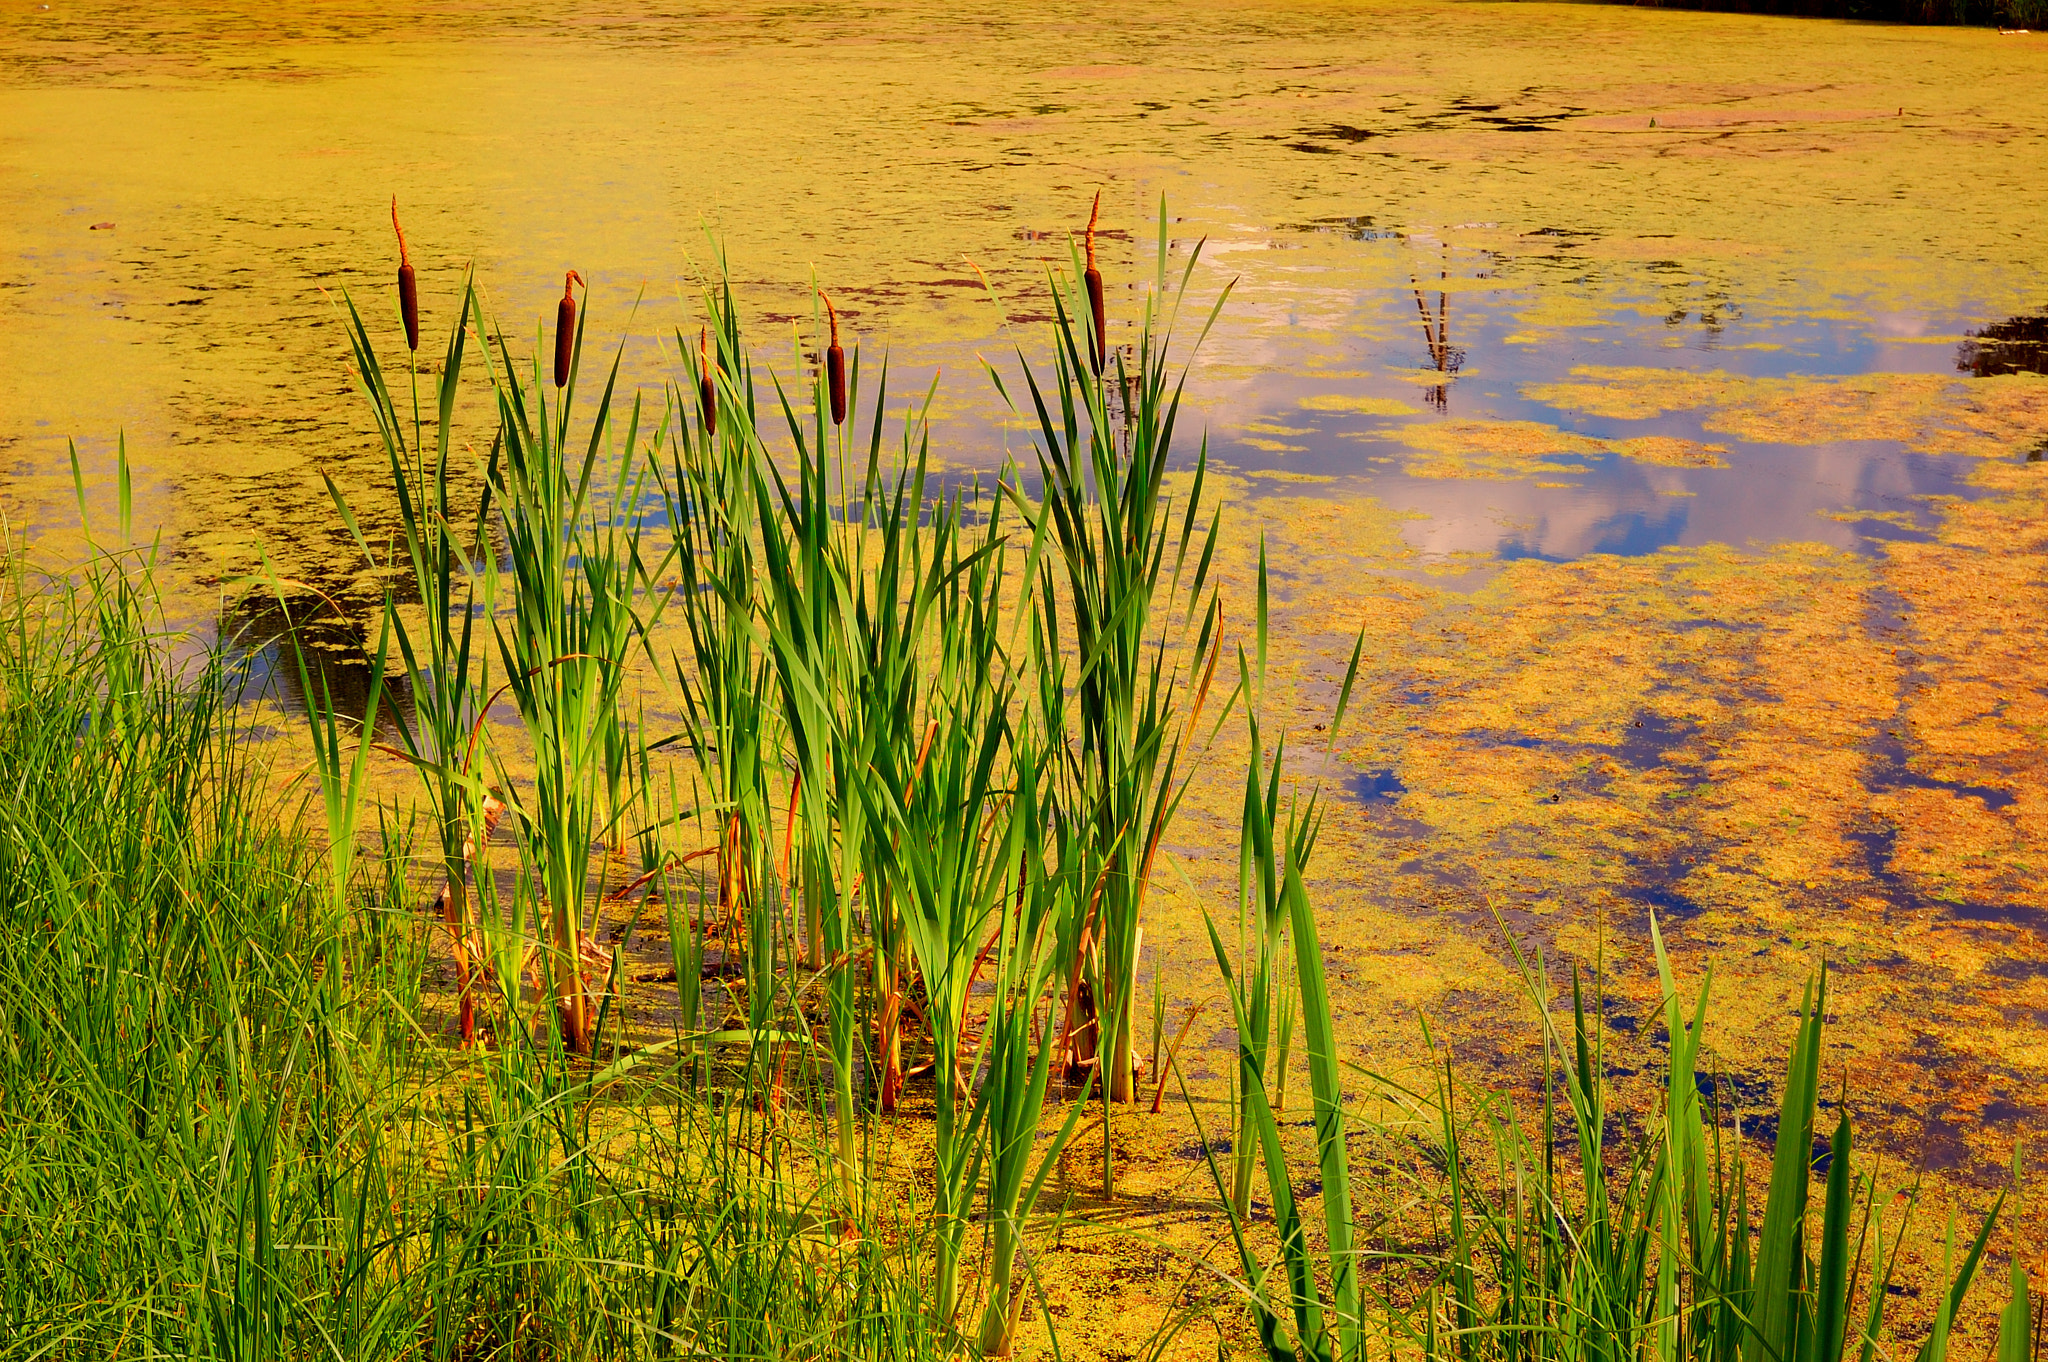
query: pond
[{"left": 4, "top": 0, "right": 2046, "bottom": 1256}]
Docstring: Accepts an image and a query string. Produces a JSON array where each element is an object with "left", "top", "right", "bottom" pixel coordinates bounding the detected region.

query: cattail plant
[
  {"left": 392, "top": 196, "right": 419, "bottom": 353},
  {"left": 658, "top": 283, "right": 788, "bottom": 1086},
  {"left": 824, "top": 293, "right": 847, "bottom": 426},
  {"left": 758, "top": 303, "right": 939, "bottom": 1126},
  {"left": 1084, "top": 192, "right": 1106, "bottom": 374},
  {"left": 974, "top": 721, "right": 1095, "bottom": 1358},
  {"left": 329, "top": 273, "right": 499, "bottom": 1047},
  {"left": 990, "top": 199, "right": 1230, "bottom": 1188},
  {"left": 484, "top": 284, "right": 653, "bottom": 1054},
  {"left": 752, "top": 306, "right": 896, "bottom": 1202},
  {"left": 858, "top": 477, "right": 1021, "bottom": 1329},
  {"left": 554, "top": 270, "right": 582, "bottom": 389}
]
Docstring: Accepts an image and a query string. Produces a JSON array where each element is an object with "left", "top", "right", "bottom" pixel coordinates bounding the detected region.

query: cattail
[
  {"left": 554, "top": 270, "right": 582, "bottom": 389},
  {"left": 823, "top": 294, "right": 847, "bottom": 427},
  {"left": 1084, "top": 191, "right": 1106, "bottom": 375},
  {"left": 391, "top": 196, "right": 418, "bottom": 352},
  {"left": 698, "top": 327, "right": 717, "bottom": 438}
]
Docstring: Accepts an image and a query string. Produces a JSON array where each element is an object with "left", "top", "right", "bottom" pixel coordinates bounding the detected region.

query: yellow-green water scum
[{"left": 4, "top": 0, "right": 2047, "bottom": 1346}]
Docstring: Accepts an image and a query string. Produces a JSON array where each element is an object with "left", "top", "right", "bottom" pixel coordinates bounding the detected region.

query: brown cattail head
[
  {"left": 824, "top": 294, "right": 847, "bottom": 427},
  {"left": 554, "top": 270, "right": 582, "bottom": 389},
  {"left": 698, "top": 326, "right": 717, "bottom": 439},
  {"left": 1084, "top": 191, "right": 1106, "bottom": 375},
  {"left": 392, "top": 196, "right": 419, "bottom": 353}
]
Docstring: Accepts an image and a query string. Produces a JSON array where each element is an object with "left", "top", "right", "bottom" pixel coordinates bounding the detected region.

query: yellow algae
[
  {"left": 1528, "top": 366, "right": 2048, "bottom": 462},
  {"left": 1608, "top": 435, "right": 1729, "bottom": 468},
  {"left": 1393, "top": 419, "right": 1607, "bottom": 479},
  {"left": 1705, "top": 373, "right": 1958, "bottom": 447},
  {"left": 7, "top": 0, "right": 2048, "bottom": 620},
  {"left": 1297, "top": 394, "right": 1424, "bottom": 416},
  {"left": 1927, "top": 371, "right": 2048, "bottom": 459},
  {"left": 1245, "top": 468, "right": 1333, "bottom": 483},
  {"left": 1522, "top": 366, "right": 1753, "bottom": 421}
]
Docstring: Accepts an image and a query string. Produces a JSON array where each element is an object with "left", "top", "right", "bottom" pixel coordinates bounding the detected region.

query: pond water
[
  {"left": 5, "top": 0, "right": 2043, "bottom": 580},
  {"left": 5, "top": 0, "right": 2048, "bottom": 1192}
]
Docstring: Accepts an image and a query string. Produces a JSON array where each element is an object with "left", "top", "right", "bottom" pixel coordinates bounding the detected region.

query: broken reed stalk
[
  {"left": 824, "top": 294, "right": 847, "bottom": 426},
  {"left": 392, "top": 196, "right": 419, "bottom": 353},
  {"left": 554, "top": 270, "right": 582, "bottom": 389},
  {"left": 1084, "top": 191, "right": 1106, "bottom": 374},
  {"left": 698, "top": 326, "right": 717, "bottom": 438}
]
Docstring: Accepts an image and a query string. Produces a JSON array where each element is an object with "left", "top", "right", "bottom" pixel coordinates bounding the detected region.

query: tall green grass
[{"left": 0, "top": 496, "right": 957, "bottom": 1360}]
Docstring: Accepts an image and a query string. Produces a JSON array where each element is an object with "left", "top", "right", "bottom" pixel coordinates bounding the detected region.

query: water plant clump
[{"left": 0, "top": 199, "right": 2030, "bottom": 1360}]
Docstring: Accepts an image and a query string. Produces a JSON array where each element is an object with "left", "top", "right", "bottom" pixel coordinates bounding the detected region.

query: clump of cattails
[
  {"left": 554, "top": 270, "right": 582, "bottom": 389},
  {"left": 1084, "top": 191, "right": 1106, "bottom": 375},
  {"left": 392, "top": 196, "right": 419, "bottom": 353},
  {"left": 823, "top": 294, "right": 847, "bottom": 427},
  {"left": 698, "top": 327, "right": 717, "bottom": 438}
]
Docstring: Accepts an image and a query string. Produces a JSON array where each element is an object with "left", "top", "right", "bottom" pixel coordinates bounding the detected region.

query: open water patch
[
  {"left": 1348, "top": 766, "right": 1409, "bottom": 801},
  {"left": 1219, "top": 255, "right": 2011, "bottom": 565}
]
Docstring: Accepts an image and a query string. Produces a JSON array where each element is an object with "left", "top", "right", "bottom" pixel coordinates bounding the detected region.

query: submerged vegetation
[{"left": 0, "top": 206, "right": 2037, "bottom": 1361}]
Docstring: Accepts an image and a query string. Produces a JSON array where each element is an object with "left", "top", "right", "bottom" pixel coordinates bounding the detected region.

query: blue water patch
[
  {"left": 1349, "top": 767, "right": 1408, "bottom": 801},
  {"left": 1222, "top": 235, "right": 2036, "bottom": 564}
]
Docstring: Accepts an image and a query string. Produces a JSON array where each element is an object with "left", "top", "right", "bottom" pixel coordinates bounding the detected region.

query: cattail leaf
[
  {"left": 1815, "top": 1105, "right": 1856, "bottom": 1362},
  {"left": 1326, "top": 627, "right": 1366, "bottom": 763},
  {"left": 1996, "top": 1265, "right": 2031, "bottom": 1362},
  {"left": 1915, "top": 1191, "right": 2006, "bottom": 1362}
]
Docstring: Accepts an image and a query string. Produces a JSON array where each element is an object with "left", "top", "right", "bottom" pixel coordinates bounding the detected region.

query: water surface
[
  {"left": 5, "top": 0, "right": 2048, "bottom": 1195},
  {"left": 5, "top": 0, "right": 2044, "bottom": 580}
]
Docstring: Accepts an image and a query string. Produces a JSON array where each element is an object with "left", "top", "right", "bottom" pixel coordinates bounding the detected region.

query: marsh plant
[
  {"left": 0, "top": 199, "right": 2031, "bottom": 1362},
  {"left": 993, "top": 204, "right": 1232, "bottom": 1216}
]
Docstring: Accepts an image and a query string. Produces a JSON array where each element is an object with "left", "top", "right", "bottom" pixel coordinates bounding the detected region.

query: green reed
[
  {"left": 483, "top": 293, "right": 660, "bottom": 1053},
  {"left": 991, "top": 199, "right": 1230, "bottom": 1218},
  {"left": 1198, "top": 882, "right": 2019, "bottom": 1362},
  {"left": 330, "top": 273, "right": 500, "bottom": 1042},
  {"left": 658, "top": 274, "right": 790, "bottom": 1080},
  {"left": 972, "top": 719, "right": 1097, "bottom": 1357},
  {"left": 1197, "top": 575, "right": 1366, "bottom": 1362},
  {"left": 751, "top": 308, "right": 905, "bottom": 1201}
]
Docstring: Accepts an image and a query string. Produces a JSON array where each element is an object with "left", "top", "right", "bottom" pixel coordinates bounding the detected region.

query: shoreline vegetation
[
  {"left": 0, "top": 205, "right": 2035, "bottom": 1360},
  {"left": 1597, "top": 0, "right": 2046, "bottom": 25}
]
